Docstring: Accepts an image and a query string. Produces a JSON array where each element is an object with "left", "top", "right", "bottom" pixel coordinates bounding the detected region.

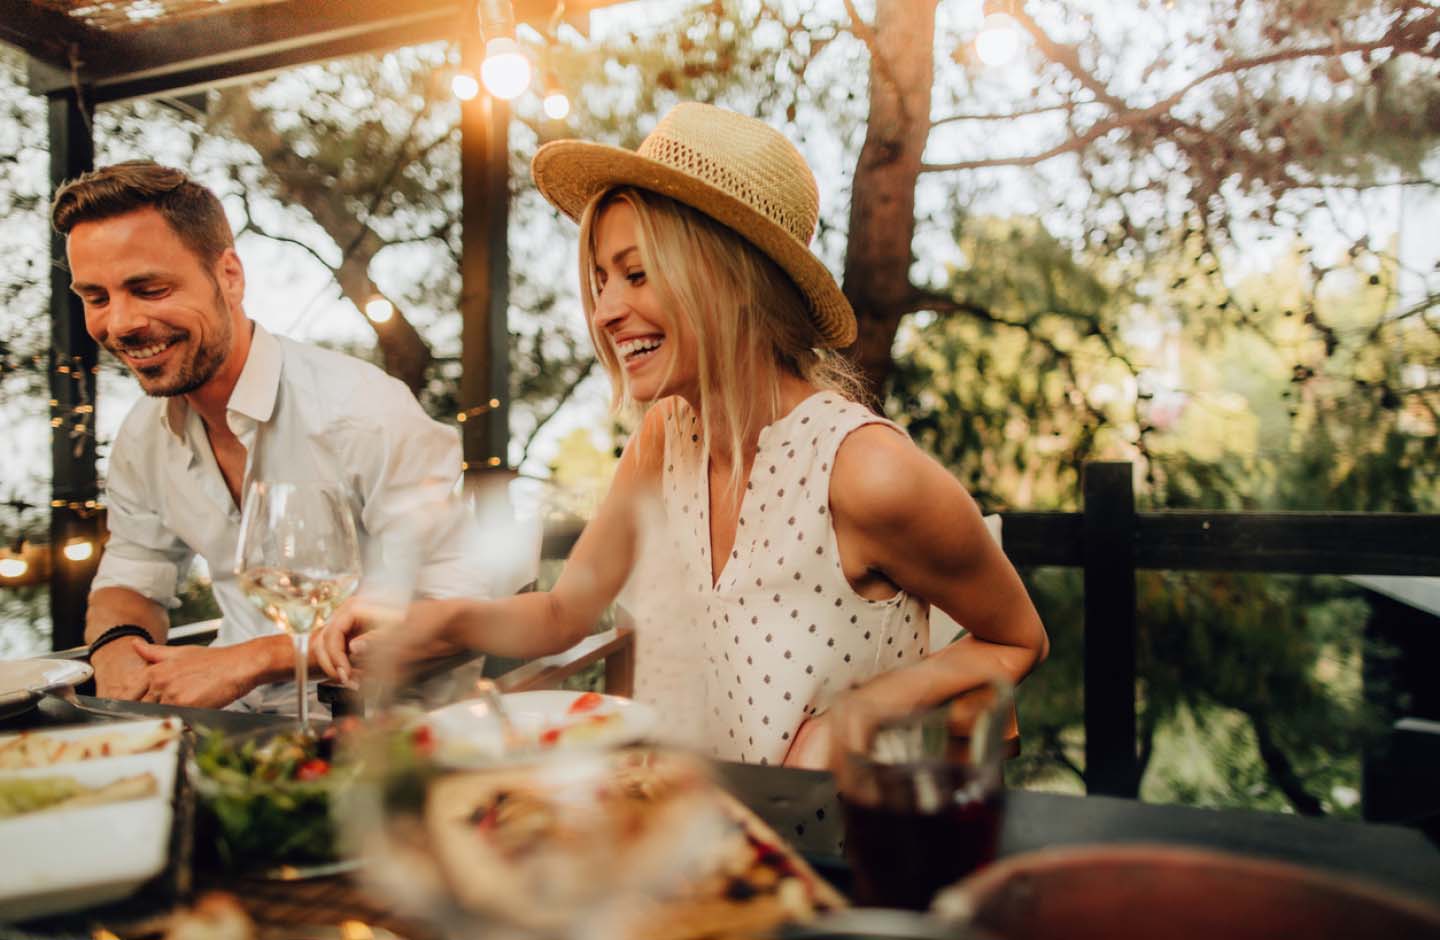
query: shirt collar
[
  {"left": 226, "top": 321, "right": 282, "bottom": 425},
  {"left": 158, "top": 321, "right": 281, "bottom": 440}
]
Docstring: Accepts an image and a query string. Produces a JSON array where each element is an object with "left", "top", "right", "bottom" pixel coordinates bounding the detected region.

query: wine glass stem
[{"left": 294, "top": 631, "right": 310, "bottom": 733}]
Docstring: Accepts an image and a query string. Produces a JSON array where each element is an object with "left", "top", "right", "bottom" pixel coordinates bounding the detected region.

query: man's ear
[{"left": 216, "top": 246, "right": 245, "bottom": 309}]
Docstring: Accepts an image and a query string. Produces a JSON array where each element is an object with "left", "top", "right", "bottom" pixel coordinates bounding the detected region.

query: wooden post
[
  {"left": 458, "top": 37, "right": 511, "bottom": 475},
  {"left": 1082, "top": 461, "right": 1140, "bottom": 797},
  {"left": 47, "top": 89, "right": 99, "bottom": 651}
]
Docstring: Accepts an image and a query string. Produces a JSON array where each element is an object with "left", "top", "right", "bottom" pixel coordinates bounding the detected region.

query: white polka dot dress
[{"left": 622, "top": 393, "right": 928, "bottom": 766}]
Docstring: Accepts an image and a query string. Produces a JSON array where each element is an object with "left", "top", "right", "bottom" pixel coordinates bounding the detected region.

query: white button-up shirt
[{"left": 92, "top": 323, "right": 502, "bottom": 711}]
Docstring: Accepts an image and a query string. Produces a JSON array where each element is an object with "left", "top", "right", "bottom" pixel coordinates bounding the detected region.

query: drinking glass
[
  {"left": 833, "top": 677, "right": 1015, "bottom": 910},
  {"left": 235, "top": 480, "right": 361, "bottom": 732}
]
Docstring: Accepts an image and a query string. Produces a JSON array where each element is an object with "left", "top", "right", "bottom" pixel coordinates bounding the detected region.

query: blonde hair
[{"left": 577, "top": 187, "right": 864, "bottom": 497}]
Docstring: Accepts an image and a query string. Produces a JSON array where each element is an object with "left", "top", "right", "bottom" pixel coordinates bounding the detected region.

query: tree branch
[
  {"left": 240, "top": 220, "right": 340, "bottom": 275},
  {"left": 1009, "top": 2, "right": 1129, "bottom": 113},
  {"left": 930, "top": 101, "right": 1088, "bottom": 126},
  {"left": 1041, "top": 727, "right": 1086, "bottom": 785},
  {"left": 921, "top": 15, "right": 1438, "bottom": 173},
  {"left": 1245, "top": 708, "right": 1325, "bottom": 816},
  {"left": 519, "top": 358, "right": 598, "bottom": 463}
]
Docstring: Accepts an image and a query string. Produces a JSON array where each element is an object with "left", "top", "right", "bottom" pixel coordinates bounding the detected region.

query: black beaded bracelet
[{"left": 88, "top": 623, "right": 154, "bottom": 658}]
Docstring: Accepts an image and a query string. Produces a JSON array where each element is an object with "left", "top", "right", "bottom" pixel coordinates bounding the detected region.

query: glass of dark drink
[{"left": 835, "top": 678, "right": 1014, "bottom": 910}]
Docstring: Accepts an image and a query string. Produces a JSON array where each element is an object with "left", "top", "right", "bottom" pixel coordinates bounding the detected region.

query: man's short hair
[{"left": 51, "top": 161, "right": 234, "bottom": 268}]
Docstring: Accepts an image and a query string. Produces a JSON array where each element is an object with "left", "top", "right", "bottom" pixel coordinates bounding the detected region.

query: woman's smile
[{"left": 616, "top": 334, "right": 665, "bottom": 370}]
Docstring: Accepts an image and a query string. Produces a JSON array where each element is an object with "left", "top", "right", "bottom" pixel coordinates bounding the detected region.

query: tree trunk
[
  {"left": 841, "top": 0, "right": 938, "bottom": 399},
  {"left": 1247, "top": 709, "right": 1325, "bottom": 817},
  {"left": 334, "top": 253, "right": 432, "bottom": 393}
]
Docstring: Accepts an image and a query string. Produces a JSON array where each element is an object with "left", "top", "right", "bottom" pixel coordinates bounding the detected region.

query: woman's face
[{"left": 590, "top": 200, "right": 698, "bottom": 404}]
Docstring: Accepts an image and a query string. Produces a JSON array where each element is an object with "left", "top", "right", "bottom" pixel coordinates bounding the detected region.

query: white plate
[
  {"left": 0, "top": 659, "right": 94, "bottom": 720},
  {"left": 427, "top": 690, "right": 659, "bottom": 765},
  {"left": 0, "top": 719, "right": 179, "bottom": 922}
]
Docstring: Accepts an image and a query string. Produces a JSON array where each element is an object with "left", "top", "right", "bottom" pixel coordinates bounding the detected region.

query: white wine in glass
[{"left": 235, "top": 480, "right": 361, "bottom": 731}]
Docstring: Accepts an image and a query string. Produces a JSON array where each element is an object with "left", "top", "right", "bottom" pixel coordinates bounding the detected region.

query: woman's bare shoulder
[
  {"left": 829, "top": 423, "right": 961, "bottom": 529},
  {"left": 616, "top": 400, "right": 676, "bottom": 481}
]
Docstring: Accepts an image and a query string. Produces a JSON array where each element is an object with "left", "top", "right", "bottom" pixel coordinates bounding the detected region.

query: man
[{"left": 54, "top": 161, "right": 485, "bottom": 711}]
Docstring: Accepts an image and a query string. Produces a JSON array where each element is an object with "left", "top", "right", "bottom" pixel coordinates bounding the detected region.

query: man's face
[{"left": 67, "top": 207, "right": 240, "bottom": 397}]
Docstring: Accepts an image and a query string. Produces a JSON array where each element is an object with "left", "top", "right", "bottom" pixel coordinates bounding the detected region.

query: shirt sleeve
[
  {"left": 90, "top": 437, "right": 194, "bottom": 609},
  {"left": 338, "top": 385, "right": 519, "bottom": 601}
]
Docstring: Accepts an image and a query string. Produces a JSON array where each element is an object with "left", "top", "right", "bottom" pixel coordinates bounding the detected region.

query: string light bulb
[
  {"left": 542, "top": 73, "right": 570, "bottom": 120},
  {"left": 451, "top": 71, "right": 481, "bottom": 101},
  {"left": 481, "top": 37, "right": 531, "bottom": 100},
  {"left": 62, "top": 538, "right": 94, "bottom": 563},
  {"left": 364, "top": 296, "right": 395, "bottom": 323},
  {"left": 543, "top": 90, "right": 570, "bottom": 120},
  {"left": 975, "top": 11, "right": 1022, "bottom": 66},
  {"left": 0, "top": 556, "right": 27, "bottom": 579}
]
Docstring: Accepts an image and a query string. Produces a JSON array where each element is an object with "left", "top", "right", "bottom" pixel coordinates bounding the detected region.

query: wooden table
[
  {"left": 5, "top": 695, "right": 1439, "bottom": 937},
  {"left": 712, "top": 761, "right": 1440, "bottom": 904}
]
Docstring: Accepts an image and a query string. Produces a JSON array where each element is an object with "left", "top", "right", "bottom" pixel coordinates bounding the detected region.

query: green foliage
[
  {"left": 892, "top": 215, "right": 1137, "bottom": 510},
  {"left": 891, "top": 211, "right": 1434, "bottom": 813}
]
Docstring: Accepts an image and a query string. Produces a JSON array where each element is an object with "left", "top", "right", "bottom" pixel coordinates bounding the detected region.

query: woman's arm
[
  {"left": 784, "top": 425, "right": 1048, "bottom": 766},
  {"left": 315, "top": 405, "right": 669, "bottom": 682}
]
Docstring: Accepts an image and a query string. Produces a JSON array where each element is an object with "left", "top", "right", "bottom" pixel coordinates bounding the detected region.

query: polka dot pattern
[{"left": 623, "top": 394, "right": 927, "bottom": 766}]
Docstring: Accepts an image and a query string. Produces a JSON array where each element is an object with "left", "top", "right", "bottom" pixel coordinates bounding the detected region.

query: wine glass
[{"left": 235, "top": 480, "right": 361, "bottom": 732}]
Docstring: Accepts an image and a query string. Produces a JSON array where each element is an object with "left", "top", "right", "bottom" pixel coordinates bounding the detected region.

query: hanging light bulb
[
  {"left": 451, "top": 70, "right": 481, "bottom": 101},
  {"left": 0, "top": 555, "right": 26, "bottom": 579},
  {"left": 365, "top": 295, "right": 395, "bottom": 323},
  {"left": 62, "top": 538, "right": 94, "bottom": 562},
  {"left": 481, "top": 37, "right": 531, "bottom": 100},
  {"left": 543, "top": 89, "right": 570, "bottom": 121},
  {"left": 975, "top": 12, "right": 1022, "bottom": 66}
]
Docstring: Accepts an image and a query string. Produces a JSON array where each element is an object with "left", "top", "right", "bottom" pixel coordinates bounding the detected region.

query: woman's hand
[
  {"left": 312, "top": 596, "right": 464, "bottom": 685},
  {"left": 313, "top": 599, "right": 369, "bottom": 685},
  {"left": 784, "top": 691, "right": 894, "bottom": 771}
]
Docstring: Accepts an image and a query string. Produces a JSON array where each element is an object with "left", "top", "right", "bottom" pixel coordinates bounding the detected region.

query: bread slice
[{"left": 0, "top": 719, "right": 180, "bottom": 770}]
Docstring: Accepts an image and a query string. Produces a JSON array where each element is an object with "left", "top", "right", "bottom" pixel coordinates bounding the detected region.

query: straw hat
[{"left": 531, "top": 103, "right": 857, "bottom": 348}]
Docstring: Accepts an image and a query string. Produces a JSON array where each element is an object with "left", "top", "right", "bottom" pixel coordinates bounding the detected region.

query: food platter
[
  {"left": 0, "top": 718, "right": 182, "bottom": 921},
  {"left": 421, "top": 749, "right": 847, "bottom": 940}
]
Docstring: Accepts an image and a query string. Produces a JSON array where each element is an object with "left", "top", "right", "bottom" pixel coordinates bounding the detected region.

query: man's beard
[{"left": 112, "top": 286, "right": 232, "bottom": 398}]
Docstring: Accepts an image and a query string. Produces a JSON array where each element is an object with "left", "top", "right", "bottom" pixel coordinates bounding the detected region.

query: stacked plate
[{"left": 0, "top": 659, "right": 93, "bottom": 722}]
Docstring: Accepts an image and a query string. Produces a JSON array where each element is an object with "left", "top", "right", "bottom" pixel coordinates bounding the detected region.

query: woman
[{"left": 316, "top": 102, "right": 1047, "bottom": 769}]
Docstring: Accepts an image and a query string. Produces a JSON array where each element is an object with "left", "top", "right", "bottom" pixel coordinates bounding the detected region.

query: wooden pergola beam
[
  {"left": 29, "top": 0, "right": 466, "bottom": 102},
  {"left": 0, "top": 1, "right": 105, "bottom": 68},
  {"left": 15, "top": 0, "right": 599, "bottom": 105}
]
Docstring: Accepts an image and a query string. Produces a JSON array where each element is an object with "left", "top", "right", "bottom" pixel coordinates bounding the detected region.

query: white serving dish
[
  {"left": 427, "top": 690, "right": 659, "bottom": 765},
  {"left": 0, "top": 719, "right": 180, "bottom": 922}
]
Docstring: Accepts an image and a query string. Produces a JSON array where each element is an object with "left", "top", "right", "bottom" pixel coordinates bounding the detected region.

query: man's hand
[
  {"left": 132, "top": 642, "right": 262, "bottom": 709},
  {"left": 91, "top": 637, "right": 152, "bottom": 701}
]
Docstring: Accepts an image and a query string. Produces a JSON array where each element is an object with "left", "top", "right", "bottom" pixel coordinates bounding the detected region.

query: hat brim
[{"left": 531, "top": 140, "right": 857, "bottom": 348}]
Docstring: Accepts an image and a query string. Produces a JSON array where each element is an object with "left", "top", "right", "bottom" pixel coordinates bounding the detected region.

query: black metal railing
[
  {"left": 1002, "top": 461, "right": 1439, "bottom": 799},
  {"left": 543, "top": 459, "right": 1440, "bottom": 799}
]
